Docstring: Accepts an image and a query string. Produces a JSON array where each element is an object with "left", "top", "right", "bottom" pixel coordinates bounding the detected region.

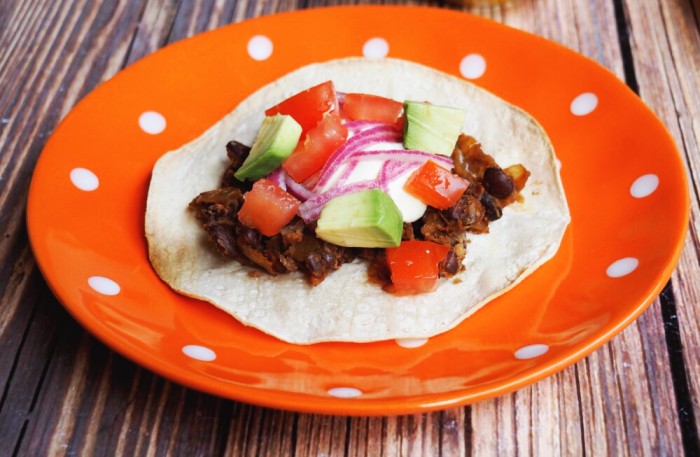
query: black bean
[
  {"left": 440, "top": 249, "right": 461, "bottom": 276},
  {"left": 483, "top": 167, "right": 514, "bottom": 199},
  {"left": 480, "top": 193, "right": 503, "bottom": 221},
  {"left": 321, "top": 250, "right": 336, "bottom": 266},
  {"left": 305, "top": 253, "right": 323, "bottom": 274}
]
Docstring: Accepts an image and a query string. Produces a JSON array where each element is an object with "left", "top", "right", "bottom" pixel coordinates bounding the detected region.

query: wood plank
[
  {"left": 0, "top": 267, "right": 59, "bottom": 454},
  {"left": 469, "top": 0, "right": 687, "bottom": 455},
  {"left": 623, "top": 0, "right": 700, "bottom": 447},
  {"left": 222, "top": 405, "right": 297, "bottom": 456},
  {"left": 382, "top": 414, "right": 442, "bottom": 456},
  {"left": 123, "top": 0, "right": 180, "bottom": 67},
  {"left": 0, "top": 0, "right": 159, "bottom": 453},
  {"left": 0, "top": 0, "right": 696, "bottom": 455},
  {"left": 289, "top": 413, "right": 347, "bottom": 457},
  {"left": 11, "top": 311, "right": 89, "bottom": 456}
]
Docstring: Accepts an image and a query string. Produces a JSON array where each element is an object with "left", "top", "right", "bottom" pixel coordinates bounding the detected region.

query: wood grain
[
  {"left": 644, "top": 0, "right": 700, "bottom": 441},
  {"left": 0, "top": 0, "right": 698, "bottom": 456}
]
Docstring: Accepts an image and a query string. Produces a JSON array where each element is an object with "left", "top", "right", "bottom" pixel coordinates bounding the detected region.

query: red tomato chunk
[
  {"left": 265, "top": 81, "right": 339, "bottom": 136},
  {"left": 342, "top": 93, "right": 404, "bottom": 128},
  {"left": 237, "top": 179, "right": 300, "bottom": 236},
  {"left": 386, "top": 240, "right": 450, "bottom": 295},
  {"left": 282, "top": 111, "right": 348, "bottom": 182},
  {"left": 404, "top": 160, "right": 469, "bottom": 210}
]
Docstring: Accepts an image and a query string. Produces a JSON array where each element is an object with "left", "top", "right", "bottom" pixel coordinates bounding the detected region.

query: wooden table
[{"left": 1, "top": 0, "right": 698, "bottom": 455}]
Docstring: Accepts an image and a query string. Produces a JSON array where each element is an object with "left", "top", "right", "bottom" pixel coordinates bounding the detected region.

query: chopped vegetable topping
[
  {"left": 237, "top": 179, "right": 300, "bottom": 236},
  {"left": 190, "top": 81, "right": 530, "bottom": 294},
  {"left": 342, "top": 93, "right": 404, "bottom": 128},
  {"left": 404, "top": 160, "right": 469, "bottom": 209},
  {"left": 265, "top": 81, "right": 339, "bottom": 135},
  {"left": 386, "top": 240, "right": 450, "bottom": 295},
  {"left": 234, "top": 114, "right": 302, "bottom": 181},
  {"left": 282, "top": 111, "right": 348, "bottom": 182},
  {"left": 403, "top": 101, "right": 466, "bottom": 156},
  {"left": 316, "top": 189, "right": 403, "bottom": 248}
]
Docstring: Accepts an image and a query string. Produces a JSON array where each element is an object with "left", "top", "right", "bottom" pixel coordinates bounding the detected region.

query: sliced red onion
[
  {"left": 265, "top": 168, "right": 287, "bottom": 191},
  {"left": 285, "top": 174, "right": 314, "bottom": 201},
  {"left": 349, "top": 149, "right": 453, "bottom": 168},
  {"left": 337, "top": 159, "right": 359, "bottom": 184},
  {"left": 314, "top": 124, "right": 402, "bottom": 190},
  {"left": 298, "top": 179, "right": 379, "bottom": 222},
  {"left": 379, "top": 160, "right": 422, "bottom": 192},
  {"left": 345, "top": 120, "right": 386, "bottom": 135}
]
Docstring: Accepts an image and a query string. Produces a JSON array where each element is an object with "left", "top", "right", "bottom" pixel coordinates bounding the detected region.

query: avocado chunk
[
  {"left": 316, "top": 189, "right": 403, "bottom": 248},
  {"left": 403, "top": 101, "right": 466, "bottom": 156},
  {"left": 235, "top": 114, "right": 302, "bottom": 181}
]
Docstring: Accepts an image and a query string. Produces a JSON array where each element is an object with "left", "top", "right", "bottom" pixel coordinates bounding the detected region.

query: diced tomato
[
  {"left": 386, "top": 241, "right": 450, "bottom": 295},
  {"left": 404, "top": 161, "right": 469, "bottom": 210},
  {"left": 238, "top": 179, "right": 300, "bottom": 236},
  {"left": 265, "top": 81, "right": 339, "bottom": 135},
  {"left": 342, "top": 93, "right": 404, "bottom": 128},
  {"left": 282, "top": 111, "right": 348, "bottom": 182}
]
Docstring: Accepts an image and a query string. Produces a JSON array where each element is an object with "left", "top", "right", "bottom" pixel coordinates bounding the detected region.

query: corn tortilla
[{"left": 145, "top": 58, "right": 570, "bottom": 344}]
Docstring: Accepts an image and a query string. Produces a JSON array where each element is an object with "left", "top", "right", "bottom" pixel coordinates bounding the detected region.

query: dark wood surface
[{"left": 1, "top": 0, "right": 699, "bottom": 455}]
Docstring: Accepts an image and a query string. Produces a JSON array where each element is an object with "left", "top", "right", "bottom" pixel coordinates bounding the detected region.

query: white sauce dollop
[
  {"left": 345, "top": 159, "right": 384, "bottom": 184},
  {"left": 318, "top": 140, "right": 428, "bottom": 222},
  {"left": 386, "top": 167, "right": 427, "bottom": 222}
]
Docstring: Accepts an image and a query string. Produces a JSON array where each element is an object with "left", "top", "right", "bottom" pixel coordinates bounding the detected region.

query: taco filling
[
  {"left": 145, "top": 58, "right": 569, "bottom": 344},
  {"left": 188, "top": 84, "right": 530, "bottom": 295}
]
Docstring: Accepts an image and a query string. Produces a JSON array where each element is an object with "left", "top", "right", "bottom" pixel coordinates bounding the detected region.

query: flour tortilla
[{"left": 145, "top": 57, "right": 570, "bottom": 344}]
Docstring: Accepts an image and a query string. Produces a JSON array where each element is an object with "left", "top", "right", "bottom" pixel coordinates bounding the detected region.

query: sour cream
[
  {"left": 319, "top": 140, "right": 428, "bottom": 222},
  {"left": 386, "top": 167, "right": 427, "bottom": 222}
]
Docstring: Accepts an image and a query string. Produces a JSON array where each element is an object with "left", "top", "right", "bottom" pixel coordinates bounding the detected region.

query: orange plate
[{"left": 27, "top": 6, "right": 689, "bottom": 415}]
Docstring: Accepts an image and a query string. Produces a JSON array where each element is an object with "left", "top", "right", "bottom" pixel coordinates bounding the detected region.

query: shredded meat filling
[
  {"left": 221, "top": 141, "right": 253, "bottom": 191},
  {"left": 190, "top": 133, "right": 529, "bottom": 286},
  {"left": 190, "top": 190, "right": 355, "bottom": 284}
]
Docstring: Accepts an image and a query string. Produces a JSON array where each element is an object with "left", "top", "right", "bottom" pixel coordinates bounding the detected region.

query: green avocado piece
[
  {"left": 316, "top": 189, "right": 403, "bottom": 248},
  {"left": 403, "top": 101, "right": 466, "bottom": 156},
  {"left": 234, "top": 114, "right": 302, "bottom": 181}
]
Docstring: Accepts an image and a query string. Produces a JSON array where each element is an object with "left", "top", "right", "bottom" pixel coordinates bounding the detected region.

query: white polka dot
[
  {"left": 70, "top": 168, "right": 99, "bottom": 191},
  {"left": 139, "top": 111, "right": 166, "bottom": 134},
  {"left": 182, "top": 345, "right": 217, "bottom": 362},
  {"left": 459, "top": 54, "right": 486, "bottom": 79},
  {"left": 247, "top": 35, "right": 273, "bottom": 61},
  {"left": 630, "top": 174, "right": 659, "bottom": 198},
  {"left": 514, "top": 344, "right": 549, "bottom": 360},
  {"left": 606, "top": 257, "right": 639, "bottom": 278},
  {"left": 87, "top": 276, "right": 120, "bottom": 296},
  {"left": 395, "top": 338, "right": 428, "bottom": 348},
  {"left": 570, "top": 92, "right": 598, "bottom": 116},
  {"left": 362, "top": 38, "right": 389, "bottom": 59},
  {"left": 327, "top": 387, "right": 362, "bottom": 398}
]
